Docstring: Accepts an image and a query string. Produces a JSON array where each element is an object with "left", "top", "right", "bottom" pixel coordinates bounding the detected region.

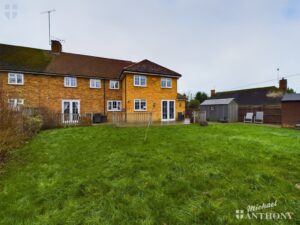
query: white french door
[
  {"left": 62, "top": 100, "right": 80, "bottom": 123},
  {"left": 161, "top": 100, "right": 175, "bottom": 121}
]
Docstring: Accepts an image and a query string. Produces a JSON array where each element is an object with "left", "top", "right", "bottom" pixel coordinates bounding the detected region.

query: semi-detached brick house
[{"left": 0, "top": 41, "right": 186, "bottom": 122}]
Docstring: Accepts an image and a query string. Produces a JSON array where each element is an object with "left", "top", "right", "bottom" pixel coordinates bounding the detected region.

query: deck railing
[{"left": 112, "top": 112, "right": 152, "bottom": 126}]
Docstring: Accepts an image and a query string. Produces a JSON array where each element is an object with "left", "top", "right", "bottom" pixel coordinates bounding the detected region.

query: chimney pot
[
  {"left": 211, "top": 89, "right": 216, "bottom": 97},
  {"left": 51, "top": 40, "right": 62, "bottom": 53},
  {"left": 279, "top": 78, "right": 287, "bottom": 92}
]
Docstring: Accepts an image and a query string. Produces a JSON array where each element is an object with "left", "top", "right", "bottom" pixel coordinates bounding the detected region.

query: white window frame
[
  {"left": 134, "top": 75, "right": 147, "bottom": 87},
  {"left": 90, "top": 79, "right": 101, "bottom": 89},
  {"left": 109, "top": 80, "right": 120, "bottom": 89},
  {"left": 161, "top": 77, "right": 172, "bottom": 88},
  {"left": 8, "top": 99, "right": 24, "bottom": 108},
  {"left": 107, "top": 100, "right": 122, "bottom": 111},
  {"left": 64, "top": 77, "right": 77, "bottom": 87},
  {"left": 61, "top": 99, "right": 80, "bottom": 123},
  {"left": 134, "top": 99, "right": 147, "bottom": 111},
  {"left": 8, "top": 73, "right": 24, "bottom": 85},
  {"left": 161, "top": 100, "right": 176, "bottom": 121}
]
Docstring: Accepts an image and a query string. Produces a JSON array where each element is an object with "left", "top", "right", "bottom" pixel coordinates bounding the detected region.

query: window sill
[{"left": 8, "top": 83, "right": 24, "bottom": 86}]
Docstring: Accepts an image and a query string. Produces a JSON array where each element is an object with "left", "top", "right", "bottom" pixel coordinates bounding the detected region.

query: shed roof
[
  {"left": 282, "top": 93, "right": 300, "bottom": 102},
  {"left": 201, "top": 98, "right": 235, "bottom": 106}
]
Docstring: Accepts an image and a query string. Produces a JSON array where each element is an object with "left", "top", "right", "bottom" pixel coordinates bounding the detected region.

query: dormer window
[
  {"left": 134, "top": 75, "right": 147, "bottom": 87},
  {"left": 161, "top": 77, "right": 172, "bottom": 88},
  {"left": 8, "top": 73, "right": 24, "bottom": 85},
  {"left": 110, "top": 80, "right": 119, "bottom": 89},
  {"left": 64, "top": 77, "right": 77, "bottom": 87}
]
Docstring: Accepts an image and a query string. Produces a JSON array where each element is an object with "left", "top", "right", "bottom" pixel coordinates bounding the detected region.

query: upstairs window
[
  {"left": 110, "top": 80, "right": 119, "bottom": 89},
  {"left": 107, "top": 100, "right": 121, "bottom": 111},
  {"left": 90, "top": 79, "right": 101, "bottom": 88},
  {"left": 134, "top": 75, "right": 147, "bottom": 87},
  {"left": 161, "top": 78, "right": 172, "bottom": 88},
  {"left": 134, "top": 99, "right": 147, "bottom": 111},
  {"left": 8, "top": 73, "right": 24, "bottom": 85},
  {"left": 64, "top": 77, "right": 77, "bottom": 87}
]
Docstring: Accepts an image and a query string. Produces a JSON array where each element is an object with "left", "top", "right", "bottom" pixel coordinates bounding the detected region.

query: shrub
[{"left": 23, "top": 115, "right": 43, "bottom": 137}]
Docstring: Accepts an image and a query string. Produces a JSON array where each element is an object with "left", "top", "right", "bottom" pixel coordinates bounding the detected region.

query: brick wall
[
  {"left": 0, "top": 72, "right": 122, "bottom": 115},
  {"left": 0, "top": 72, "right": 184, "bottom": 122},
  {"left": 123, "top": 73, "right": 182, "bottom": 121},
  {"left": 282, "top": 102, "right": 300, "bottom": 127}
]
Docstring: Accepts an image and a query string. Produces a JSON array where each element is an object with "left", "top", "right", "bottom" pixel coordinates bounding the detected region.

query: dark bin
[
  {"left": 178, "top": 112, "right": 185, "bottom": 121},
  {"left": 93, "top": 113, "right": 103, "bottom": 123},
  {"left": 101, "top": 115, "right": 107, "bottom": 123}
]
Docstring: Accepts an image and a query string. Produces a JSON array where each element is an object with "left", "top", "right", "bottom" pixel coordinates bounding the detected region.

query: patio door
[
  {"left": 161, "top": 100, "right": 175, "bottom": 121},
  {"left": 62, "top": 100, "right": 80, "bottom": 123}
]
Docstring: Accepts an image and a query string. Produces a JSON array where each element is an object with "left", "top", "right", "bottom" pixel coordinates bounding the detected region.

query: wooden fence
[
  {"left": 192, "top": 110, "right": 207, "bottom": 123},
  {"left": 112, "top": 112, "right": 152, "bottom": 126},
  {"left": 238, "top": 105, "right": 282, "bottom": 124}
]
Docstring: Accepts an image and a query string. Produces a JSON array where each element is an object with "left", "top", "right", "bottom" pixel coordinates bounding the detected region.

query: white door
[
  {"left": 161, "top": 100, "right": 175, "bottom": 121},
  {"left": 62, "top": 100, "right": 80, "bottom": 123}
]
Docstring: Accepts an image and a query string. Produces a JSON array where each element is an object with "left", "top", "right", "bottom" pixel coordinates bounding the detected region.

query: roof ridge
[
  {"left": 217, "top": 86, "right": 277, "bottom": 94},
  {"left": 0, "top": 43, "right": 134, "bottom": 64}
]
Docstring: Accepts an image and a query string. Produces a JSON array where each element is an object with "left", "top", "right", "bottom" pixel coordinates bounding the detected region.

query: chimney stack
[
  {"left": 51, "top": 40, "right": 62, "bottom": 53},
  {"left": 279, "top": 78, "right": 287, "bottom": 92},
  {"left": 211, "top": 89, "right": 216, "bottom": 97}
]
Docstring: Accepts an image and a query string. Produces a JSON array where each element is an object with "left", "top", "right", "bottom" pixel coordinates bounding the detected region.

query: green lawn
[{"left": 0, "top": 124, "right": 299, "bottom": 225}]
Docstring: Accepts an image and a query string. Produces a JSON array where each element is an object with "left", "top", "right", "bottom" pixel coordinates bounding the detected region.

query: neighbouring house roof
[
  {"left": 211, "top": 86, "right": 284, "bottom": 106},
  {"left": 0, "top": 43, "right": 181, "bottom": 79},
  {"left": 282, "top": 93, "right": 300, "bottom": 102},
  {"left": 201, "top": 98, "right": 235, "bottom": 106},
  {"left": 123, "top": 59, "right": 181, "bottom": 77},
  {"left": 177, "top": 93, "right": 187, "bottom": 100}
]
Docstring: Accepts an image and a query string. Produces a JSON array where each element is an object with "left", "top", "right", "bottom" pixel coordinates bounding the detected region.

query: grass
[{"left": 0, "top": 124, "right": 299, "bottom": 225}]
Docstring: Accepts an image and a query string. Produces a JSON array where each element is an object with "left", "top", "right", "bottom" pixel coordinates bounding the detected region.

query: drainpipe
[{"left": 104, "top": 79, "right": 106, "bottom": 115}]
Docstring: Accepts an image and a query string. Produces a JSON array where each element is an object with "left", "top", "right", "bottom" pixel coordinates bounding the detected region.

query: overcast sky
[{"left": 1, "top": 0, "right": 300, "bottom": 94}]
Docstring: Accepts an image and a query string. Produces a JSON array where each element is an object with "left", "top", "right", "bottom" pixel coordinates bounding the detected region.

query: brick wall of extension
[{"left": 0, "top": 72, "right": 185, "bottom": 122}]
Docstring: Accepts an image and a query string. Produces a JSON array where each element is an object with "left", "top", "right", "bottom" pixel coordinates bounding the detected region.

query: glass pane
[
  {"left": 134, "top": 76, "right": 139, "bottom": 85},
  {"left": 167, "top": 79, "right": 171, "bottom": 87},
  {"left": 135, "top": 100, "right": 140, "bottom": 110},
  {"left": 64, "top": 102, "right": 70, "bottom": 114},
  {"left": 141, "top": 101, "right": 146, "bottom": 110},
  {"left": 72, "top": 102, "right": 79, "bottom": 114},
  {"left": 117, "top": 102, "right": 121, "bottom": 110},
  {"left": 141, "top": 77, "right": 146, "bottom": 85},
  {"left": 17, "top": 74, "right": 23, "bottom": 83},
  {"left": 161, "top": 79, "right": 166, "bottom": 87},
  {"left": 162, "top": 101, "right": 168, "bottom": 119},
  {"left": 169, "top": 101, "right": 174, "bottom": 119},
  {"left": 9, "top": 74, "right": 16, "bottom": 83}
]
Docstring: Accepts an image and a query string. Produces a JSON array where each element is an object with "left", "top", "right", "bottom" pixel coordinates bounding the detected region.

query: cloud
[{"left": 1, "top": 0, "right": 300, "bottom": 94}]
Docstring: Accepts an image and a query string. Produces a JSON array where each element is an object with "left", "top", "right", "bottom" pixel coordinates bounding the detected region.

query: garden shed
[
  {"left": 281, "top": 93, "right": 300, "bottom": 127},
  {"left": 200, "top": 98, "right": 238, "bottom": 122}
]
